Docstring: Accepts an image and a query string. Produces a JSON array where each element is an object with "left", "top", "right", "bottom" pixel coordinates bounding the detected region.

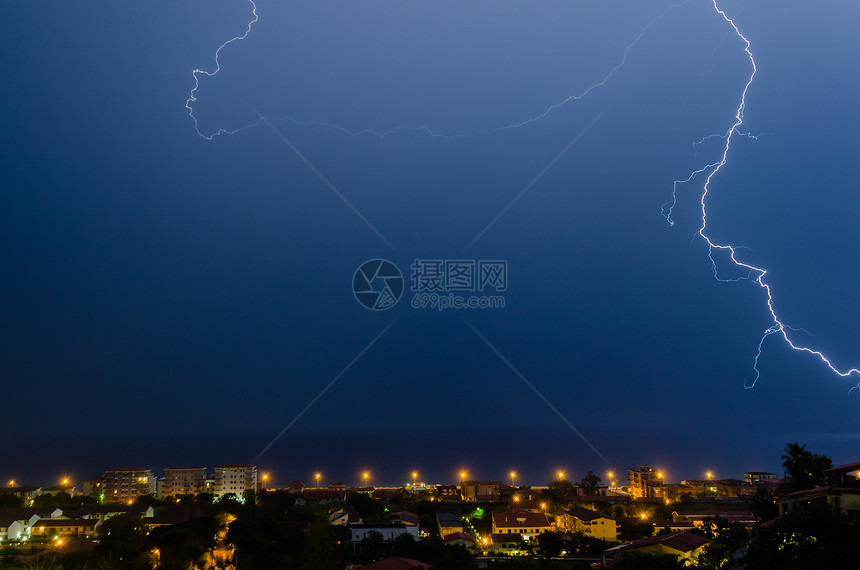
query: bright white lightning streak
[
  {"left": 185, "top": 0, "right": 259, "bottom": 140},
  {"left": 672, "top": 1, "right": 860, "bottom": 389},
  {"left": 186, "top": 1, "right": 688, "bottom": 140}
]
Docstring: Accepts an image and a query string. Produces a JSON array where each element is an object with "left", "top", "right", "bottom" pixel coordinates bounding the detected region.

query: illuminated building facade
[
  {"left": 103, "top": 468, "right": 156, "bottom": 504},
  {"left": 213, "top": 464, "right": 257, "bottom": 498}
]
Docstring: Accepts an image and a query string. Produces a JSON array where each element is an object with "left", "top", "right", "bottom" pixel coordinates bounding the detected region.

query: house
[
  {"left": 0, "top": 508, "right": 64, "bottom": 541},
  {"left": 461, "top": 481, "right": 501, "bottom": 502},
  {"left": 628, "top": 466, "right": 667, "bottom": 499},
  {"left": 294, "top": 489, "right": 347, "bottom": 506},
  {"left": 671, "top": 509, "right": 757, "bottom": 527},
  {"left": 605, "top": 530, "right": 710, "bottom": 562},
  {"left": 103, "top": 468, "right": 156, "bottom": 504},
  {"left": 391, "top": 511, "right": 419, "bottom": 526},
  {"left": 435, "top": 512, "right": 462, "bottom": 537},
  {"left": 81, "top": 477, "right": 104, "bottom": 501},
  {"left": 491, "top": 508, "right": 553, "bottom": 539},
  {"left": 744, "top": 472, "right": 778, "bottom": 485},
  {"left": 213, "top": 464, "right": 257, "bottom": 499},
  {"left": 554, "top": 507, "right": 618, "bottom": 541},
  {"left": 329, "top": 507, "right": 361, "bottom": 526},
  {"left": 349, "top": 523, "right": 418, "bottom": 544},
  {"left": 489, "top": 533, "right": 523, "bottom": 554},
  {"left": 443, "top": 531, "right": 476, "bottom": 548},
  {"left": 678, "top": 478, "right": 752, "bottom": 499},
  {"left": 777, "top": 461, "right": 860, "bottom": 517},
  {"left": 0, "top": 486, "right": 41, "bottom": 505},
  {"left": 63, "top": 504, "right": 154, "bottom": 523},
  {"left": 436, "top": 485, "right": 461, "bottom": 502},
  {"left": 30, "top": 518, "right": 100, "bottom": 540}
]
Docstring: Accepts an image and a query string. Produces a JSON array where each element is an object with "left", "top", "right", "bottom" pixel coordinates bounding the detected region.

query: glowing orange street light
[
  {"left": 61, "top": 478, "right": 69, "bottom": 486},
  {"left": 315, "top": 472, "right": 321, "bottom": 487},
  {"left": 460, "top": 470, "right": 467, "bottom": 480},
  {"left": 362, "top": 471, "right": 370, "bottom": 486},
  {"left": 557, "top": 470, "right": 565, "bottom": 480},
  {"left": 8, "top": 480, "right": 14, "bottom": 487},
  {"left": 510, "top": 471, "right": 517, "bottom": 486},
  {"left": 706, "top": 472, "right": 714, "bottom": 480},
  {"left": 412, "top": 471, "right": 418, "bottom": 486},
  {"left": 656, "top": 471, "right": 664, "bottom": 480}
]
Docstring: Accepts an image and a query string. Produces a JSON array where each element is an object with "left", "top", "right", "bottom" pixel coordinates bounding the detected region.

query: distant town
[{"left": 1, "top": 444, "right": 859, "bottom": 568}]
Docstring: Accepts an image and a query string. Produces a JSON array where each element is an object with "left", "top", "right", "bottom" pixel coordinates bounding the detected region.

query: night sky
[{"left": 2, "top": 0, "right": 860, "bottom": 489}]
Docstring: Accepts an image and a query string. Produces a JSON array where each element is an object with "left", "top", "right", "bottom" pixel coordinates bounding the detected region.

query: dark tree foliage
[
  {"left": 299, "top": 518, "right": 338, "bottom": 570},
  {"left": 0, "top": 494, "right": 23, "bottom": 508},
  {"left": 690, "top": 516, "right": 748, "bottom": 569},
  {"left": 619, "top": 520, "right": 654, "bottom": 541},
  {"left": 145, "top": 516, "right": 221, "bottom": 570},
  {"left": 579, "top": 471, "right": 601, "bottom": 496},
  {"left": 543, "top": 479, "right": 576, "bottom": 504},
  {"left": 611, "top": 551, "right": 689, "bottom": 570},
  {"left": 535, "top": 531, "right": 565, "bottom": 561},
  {"left": 743, "top": 504, "right": 860, "bottom": 570},
  {"left": 750, "top": 487, "right": 778, "bottom": 522},
  {"left": 347, "top": 492, "right": 383, "bottom": 521},
  {"left": 564, "top": 531, "right": 607, "bottom": 556},
  {"left": 779, "top": 442, "right": 833, "bottom": 494}
]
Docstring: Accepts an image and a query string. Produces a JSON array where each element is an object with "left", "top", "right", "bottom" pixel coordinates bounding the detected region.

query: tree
[
  {"left": 535, "top": 531, "right": 564, "bottom": 561},
  {"left": 580, "top": 471, "right": 602, "bottom": 496},
  {"left": 612, "top": 551, "right": 688, "bottom": 570},
  {"left": 0, "top": 494, "right": 22, "bottom": 508},
  {"left": 750, "top": 487, "right": 778, "bottom": 522},
  {"left": 543, "top": 479, "right": 576, "bottom": 504},
  {"left": 780, "top": 442, "right": 833, "bottom": 494},
  {"left": 743, "top": 504, "right": 860, "bottom": 569},
  {"left": 300, "top": 518, "right": 338, "bottom": 570}
]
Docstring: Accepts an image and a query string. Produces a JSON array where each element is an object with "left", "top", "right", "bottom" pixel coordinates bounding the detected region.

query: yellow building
[
  {"left": 554, "top": 507, "right": 618, "bottom": 541},
  {"left": 491, "top": 509, "right": 552, "bottom": 539},
  {"left": 605, "top": 531, "right": 709, "bottom": 563}
]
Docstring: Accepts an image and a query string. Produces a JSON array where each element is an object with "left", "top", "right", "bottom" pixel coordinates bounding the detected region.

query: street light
[
  {"left": 557, "top": 470, "right": 565, "bottom": 481},
  {"left": 460, "top": 470, "right": 467, "bottom": 481},
  {"left": 8, "top": 480, "right": 14, "bottom": 487},
  {"left": 412, "top": 471, "right": 418, "bottom": 486},
  {"left": 510, "top": 471, "right": 517, "bottom": 486},
  {"left": 315, "top": 472, "right": 321, "bottom": 487},
  {"left": 362, "top": 471, "right": 370, "bottom": 487},
  {"left": 261, "top": 473, "right": 269, "bottom": 489},
  {"left": 706, "top": 472, "right": 714, "bottom": 480}
]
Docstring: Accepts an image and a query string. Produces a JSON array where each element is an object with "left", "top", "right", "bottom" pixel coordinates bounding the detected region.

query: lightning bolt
[
  {"left": 669, "top": 1, "right": 860, "bottom": 389},
  {"left": 185, "top": 0, "right": 259, "bottom": 140},
  {"left": 186, "top": 0, "right": 688, "bottom": 140}
]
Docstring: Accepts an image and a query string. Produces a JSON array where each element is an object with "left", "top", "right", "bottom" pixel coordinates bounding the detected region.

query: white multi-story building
[
  {"left": 162, "top": 468, "right": 207, "bottom": 498},
  {"left": 213, "top": 464, "right": 257, "bottom": 498},
  {"left": 103, "top": 468, "right": 156, "bottom": 504}
]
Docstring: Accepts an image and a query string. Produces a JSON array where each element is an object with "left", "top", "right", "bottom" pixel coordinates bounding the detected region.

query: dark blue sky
[{"left": 2, "top": 0, "right": 860, "bottom": 488}]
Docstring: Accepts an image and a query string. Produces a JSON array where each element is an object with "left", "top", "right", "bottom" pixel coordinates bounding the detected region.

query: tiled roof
[
  {"left": 564, "top": 507, "right": 613, "bottom": 522},
  {"left": 443, "top": 532, "right": 476, "bottom": 543},
  {"left": 829, "top": 461, "right": 860, "bottom": 472},
  {"left": 492, "top": 509, "right": 551, "bottom": 528},
  {"left": 612, "top": 531, "right": 709, "bottom": 554}
]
